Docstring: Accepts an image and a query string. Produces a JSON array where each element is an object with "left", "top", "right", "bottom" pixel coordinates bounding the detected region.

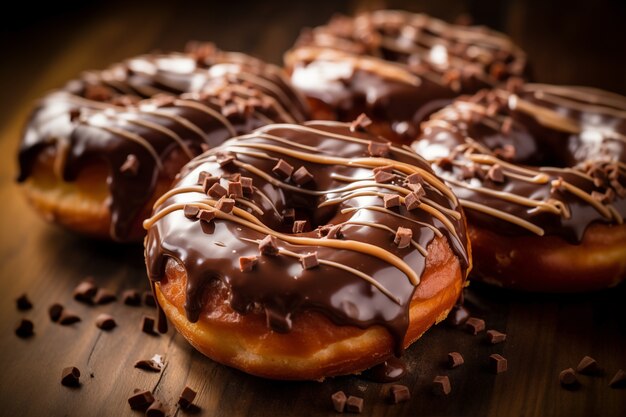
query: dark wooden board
[{"left": 0, "top": 1, "right": 625, "bottom": 416}]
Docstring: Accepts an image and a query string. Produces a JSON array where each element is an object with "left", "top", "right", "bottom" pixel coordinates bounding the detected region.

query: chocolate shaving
[
  {"left": 448, "top": 352, "right": 464, "bottom": 368},
  {"left": 215, "top": 197, "right": 235, "bottom": 213},
  {"left": 487, "top": 164, "right": 505, "bottom": 183},
  {"left": 609, "top": 369, "right": 626, "bottom": 388},
  {"left": 228, "top": 181, "right": 243, "bottom": 198},
  {"left": 16, "top": 294, "right": 33, "bottom": 311},
  {"left": 559, "top": 368, "right": 578, "bottom": 387},
  {"left": 489, "top": 354, "right": 508, "bottom": 374},
  {"left": 197, "top": 209, "right": 216, "bottom": 224},
  {"left": 350, "top": 113, "right": 372, "bottom": 132},
  {"left": 383, "top": 194, "right": 400, "bottom": 208},
  {"left": 178, "top": 386, "right": 197, "bottom": 409},
  {"left": 390, "top": 385, "right": 410, "bottom": 404},
  {"left": 272, "top": 159, "right": 294, "bottom": 179},
  {"left": 59, "top": 310, "right": 81, "bottom": 325},
  {"left": 143, "top": 291, "right": 156, "bottom": 307},
  {"left": 61, "top": 366, "right": 80, "bottom": 387},
  {"left": 300, "top": 252, "right": 319, "bottom": 269},
  {"left": 292, "top": 166, "right": 314, "bottom": 185},
  {"left": 120, "top": 154, "right": 139, "bottom": 176},
  {"left": 128, "top": 389, "right": 155, "bottom": 410},
  {"left": 346, "top": 395, "right": 364, "bottom": 413},
  {"left": 207, "top": 183, "right": 227, "bottom": 199},
  {"left": 93, "top": 288, "right": 117, "bottom": 305},
  {"left": 73, "top": 279, "right": 97, "bottom": 304},
  {"left": 292, "top": 220, "right": 306, "bottom": 234},
  {"left": 183, "top": 205, "right": 200, "bottom": 220},
  {"left": 331, "top": 391, "right": 347, "bottom": 413},
  {"left": 95, "top": 313, "right": 116, "bottom": 330},
  {"left": 49, "top": 303, "right": 64, "bottom": 322},
  {"left": 433, "top": 375, "right": 451, "bottom": 396},
  {"left": 576, "top": 356, "right": 600, "bottom": 375},
  {"left": 404, "top": 192, "right": 422, "bottom": 210},
  {"left": 239, "top": 256, "right": 258, "bottom": 272},
  {"left": 259, "top": 235, "right": 279, "bottom": 256},
  {"left": 141, "top": 316, "right": 157, "bottom": 335},
  {"left": 15, "top": 319, "right": 34, "bottom": 338},
  {"left": 486, "top": 329, "right": 507, "bottom": 344},
  {"left": 368, "top": 141, "right": 391, "bottom": 157},
  {"left": 466, "top": 317, "right": 485, "bottom": 335},
  {"left": 394, "top": 227, "right": 413, "bottom": 249}
]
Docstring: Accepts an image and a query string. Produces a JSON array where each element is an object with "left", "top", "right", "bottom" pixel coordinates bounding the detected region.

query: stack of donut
[{"left": 16, "top": 9, "right": 626, "bottom": 381}]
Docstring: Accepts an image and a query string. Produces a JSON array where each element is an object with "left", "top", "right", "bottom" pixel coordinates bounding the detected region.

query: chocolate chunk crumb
[
  {"left": 404, "top": 192, "right": 422, "bottom": 211},
  {"left": 16, "top": 294, "right": 33, "bottom": 311},
  {"left": 300, "top": 252, "right": 319, "bottom": 269},
  {"left": 447, "top": 305, "right": 470, "bottom": 326},
  {"left": 95, "top": 313, "right": 116, "bottom": 330},
  {"left": 317, "top": 224, "right": 332, "bottom": 238},
  {"left": 350, "top": 113, "right": 372, "bottom": 132},
  {"left": 272, "top": 159, "right": 294, "bottom": 179},
  {"left": 15, "top": 319, "right": 34, "bottom": 338},
  {"left": 383, "top": 194, "right": 400, "bottom": 208},
  {"left": 228, "top": 181, "right": 243, "bottom": 198},
  {"left": 143, "top": 291, "right": 156, "bottom": 307},
  {"left": 486, "top": 329, "right": 507, "bottom": 344},
  {"left": 73, "top": 279, "right": 97, "bottom": 304},
  {"left": 609, "top": 369, "right": 626, "bottom": 388},
  {"left": 433, "top": 375, "right": 451, "bottom": 396},
  {"left": 368, "top": 141, "right": 391, "bottom": 157},
  {"left": 373, "top": 165, "right": 393, "bottom": 174},
  {"left": 146, "top": 400, "right": 165, "bottom": 417},
  {"left": 346, "top": 395, "right": 364, "bottom": 413},
  {"left": 406, "top": 173, "right": 423, "bottom": 184},
  {"left": 374, "top": 170, "right": 395, "bottom": 183},
  {"left": 292, "top": 220, "right": 307, "bottom": 234},
  {"left": 93, "top": 288, "right": 117, "bottom": 305},
  {"left": 487, "top": 164, "right": 505, "bottom": 183},
  {"left": 407, "top": 182, "right": 425, "bottom": 198},
  {"left": 216, "top": 152, "right": 235, "bottom": 167},
  {"left": 59, "top": 310, "right": 81, "bottom": 325},
  {"left": 331, "top": 391, "right": 347, "bottom": 413},
  {"left": 466, "top": 317, "right": 485, "bottom": 335},
  {"left": 201, "top": 174, "right": 219, "bottom": 193},
  {"left": 259, "top": 235, "right": 279, "bottom": 256},
  {"left": 576, "top": 356, "right": 599, "bottom": 375},
  {"left": 394, "top": 227, "right": 413, "bottom": 249},
  {"left": 292, "top": 166, "right": 314, "bottom": 186},
  {"left": 390, "top": 384, "right": 410, "bottom": 404},
  {"left": 215, "top": 197, "right": 235, "bottom": 213},
  {"left": 559, "top": 368, "right": 578, "bottom": 387},
  {"left": 240, "top": 176, "right": 253, "bottom": 194},
  {"left": 183, "top": 204, "right": 200, "bottom": 220},
  {"left": 197, "top": 209, "right": 216, "bottom": 224},
  {"left": 128, "top": 389, "right": 155, "bottom": 410},
  {"left": 207, "top": 183, "right": 227, "bottom": 199},
  {"left": 61, "top": 366, "right": 80, "bottom": 387},
  {"left": 49, "top": 303, "right": 64, "bottom": 322},
  {"left": 134, "top": 359, "right": 162, "bottom": 373},
  {"left": 197, "top": 171, "right": 212, "bottom": 185},
  {"left": 448, "top": 352, "right": 464, "bottom": 368},
  {"left": 325, "top": 225, "right": 343, "bottom": 239},
  {"left": 122, "top": 290, "right": 141, "bottom": 306},
  {"left": 120, "top": 154, "right": 139, "bottom": 176},
  {"left": 489, "top": 354, "right": 508, "bottom": 374},
  {"left": 239, "top": 256, "right": 258, "bottom": 272},
  {"left": 179, "top": 386, "right": 197, "bottom": 409},
  {"left": 142, "top": 316, "right": 157, "bottom": 335}
]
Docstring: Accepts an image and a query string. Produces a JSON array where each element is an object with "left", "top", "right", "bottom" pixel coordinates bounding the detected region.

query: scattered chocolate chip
[
  {"left": 120, "top": 154, "right": 139, "bottom": 176},
  {"left": 383, "top": 194, "right": 400, "bottom": 208},
  {"left": 447, "top": 305, "right": 470, "bottom": 326},
  {"left": 317, "top": 224, "right": 333, "bottom": 238},
  {"left": 197, "top": 171, "right": 211, "bottom": 185},
  {"left": 178, "top": 386, "right": 197, "bottom": 409},
  {"left": 466, "top": 317, "right": 485, "bottom": 335},
  {"left": 239, "top": 256, "right": 258, "bottom": 272},
  {"left": 576, "top": 356, "right": 599, "bottom": 375},
  {"left": 61, "top": 366, "right": 80, "bottom": 387},
  {"left": 407, "top": 182, "right": 425, "bottom": 198},
  {"left": 433, "top": 375, "right": 451, "bottom": 396},
  {"left": 609, "top": 369, "right": 626, "bottom": 388},
  {"left": 406, "top": 173, "right": 423, "bottom": 184},
  {"left": 200, "top": 175, "right": 219, "bottom": 193},
  {"left": 197, "top": 209, "right": 216, "bottom": 224},
  {"left": 59, "top": 310, "right": 81, "bottom": 325},
  {"left": 486, "top": 329, "right": 507, "bottom": 344},
  {"left": 259, "top": 235, "right": 279, "bottom": 256},
  {"left": 228, "top": 181, "right": 243, "bottom": 198},
  {"left": 374, "top": 170, "right": 395, "bottom": 183},
  {"left": 390, "top": 384, "right": 410, "bottom": 404},
  {"left": 394, "top": 227, "right": 413, "bottom": 249},
  {"left": 207, "top": 183, "right": 227, "bottom": 199},
  {"left": 404, "top": 191, "right": 422, "bottom": 210},
  {"left": 143, "top": 291, "right": 156, "bottom": 307},
  {"left": 134, "top": 359, "right": 162, "bottom": 373},
  {"left": 373, "top": 165, "right": 393, "bottom": 174},
  {"left": 128, "top": 389, "right": 155, "bottom": 410},
  {"left": 559, "top": 368, "right": 578, "bottom": 387},
  {"left": 350, "top": 113, "right": 372, "bottom": 132},
  {"left": 95, "top": 313, "right": 116, "bottom": 330},
  {"left": 448, "top": 352, "right": 464, "bottom": 368},
  {"left": 216, "top": 152, "right": 235, "bottom": 167},
  {"left": 292, "top": 166, "right": 314, "bottom": 185},
  {"left": 15, "top": 319, "right": 34, "bottom": 338},
  {"left": 489, "top": 354, "right": 508, "bottom": 374},
  {"left": 487, "top": 164, "right": 505, "bottom": 183},
  {"left": 292, "top": 220, "right": 307, "bottom": 234},
  {"left": 183, "top": 204, "right": 200, "bottom": 220},
  {"left": 142, "top": 316, "right": 157, "bottom": 335},
  {"left": 73, "top": 279, "right": 97, "bottom": 304},
  {"left": 346, "top": 395, "right": 363, "bottom": 413},
  {"left": 93, "top": 288, "right": 117, "bottom": 305},
  {"left": 16, "top": 294, "right": 33, "bottom": 311},
  {"left": 49, "top": 303, "right": 64, "bottom": 322},
  {"left": 146, "top": 400, "right": 166, "bottom": 417},
  {"left": 240, "top": 176, "right": 254, "bottom": 194},
  {"left": 272, "top": 159, "right": 294, "bottom": 179},
  {"left": 121, "top": 290, "right": 141, "bottom": 306},
  {"left": 368, "top": 141, "right": 391, "bottom": 157},
  {"left": 325, "top": 225, "right": 343, "bottom": 239},
  {"left": 215, "top": 197, "right": 235, "bottom": 213},
  {"left": 301, "top": 252, "right": 319, "bottom": 269},
  {"left": 331, "top": 391, "right": 347, "bottom": 413}
]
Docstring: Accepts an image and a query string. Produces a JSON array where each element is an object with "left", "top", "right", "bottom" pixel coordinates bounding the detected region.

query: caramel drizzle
[
  {"left": 341, "top": 221, "right": 428, "bottom": 256},
  {"left": 341, "top": 206, "right": 443, "bottom": 238},
  {"left": 460, "top": 199, "right": 545, "bottom": 236}
]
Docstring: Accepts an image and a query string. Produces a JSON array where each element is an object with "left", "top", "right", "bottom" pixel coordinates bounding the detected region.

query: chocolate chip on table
[
  {"left": 141, "top": 316, "right": 157, "bottom": 335},
  {"left": 15, "top": 319, "right": 34, "bottom": 338},
  {"left": 122, "top": 290, "right": 141, "bottom": 306},
  {"left": 146, "top": 400, "right": 166, "bottom": 417},
  {"left": 59, "top": 310, "right": 81, "bottom": 325},
  {"left": 390, "top": 384, "right": 410, "bottom": 404},
  {"left": 93, "top": 288, "right": 117, "bottom": 305},
  {"left": 49, "top": 303, "right": 64, "bottom": 322},
  {"left": 346, "top": 395, "right": 363, "bottom": 413},
  {"left": 178, "top": 386, "right": 197, "bottom": 409},
  {"left": 446, "top": 305, "right": 470, "bottom": 326},
  {"left": 239, "top": 256, "right": 259, "bottom": 272},
  {"left": 73, "top": 279, "right": 97, "bottom": 304},
  {"left": 128, "top": 389, "right": 155, "bottom": 410},
  {"left": 559, "top": 368, "right": 578, "bottom": 387},
  {"left": 331, "top": 391, "right": 347, "bottom": 413},
  {"left": 465, "top": 317, "right": 485, "bottom": 335},
  {"left": 432, "top": 375, "right": 451, "bottom": 396},
  {"left": 448, "top": 352, "right": 464, "bottom": 369},
  {"left": 143, "top": 291, "right": 156, "bottom": 308},
  {"left": 576, "top": 356, "right": 600, "bottom": 375},
  {"left": 486, "top": 329, "right": 507, "bottom": 344},
  {"left": 95, "top": 314, "right": 116, "bottom": 330},
  {"left": 16, "top": 294, "right": 33, "bottom": 311},
  {"left": 61, "top": 366, "right": 80, "bottom": 387},
  {"left": 134, "top": 359, "right": 161, "bottom": 373},
  {"left": 489, "top": 354, "right": 508, "bottom": 374},
  {"left": 609, "top": 369, "right": 626, "bottom": 388}
]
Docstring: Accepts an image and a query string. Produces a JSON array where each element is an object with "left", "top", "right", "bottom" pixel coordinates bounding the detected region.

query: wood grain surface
[{"left": 0, "top": 1, "right": 624, "bottom": 416}]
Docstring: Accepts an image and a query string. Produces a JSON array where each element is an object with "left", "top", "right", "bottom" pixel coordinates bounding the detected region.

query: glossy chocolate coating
[
  {"left": 413, "top": 83, "right": 626, "bottom": 242},
  {"left": 285, "top": 10, "right": 527, "bottom": 142},
  {"left": 144, "top": 121, "right": 469, "bottom": 354},
  {"left": 17, "top": 43, "right": 308, "bottom": 241}
]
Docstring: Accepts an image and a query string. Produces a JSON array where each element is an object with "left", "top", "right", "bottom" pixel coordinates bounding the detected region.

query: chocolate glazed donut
[
  {"left": 413, "top": 83, "right": 626, "bottom": 292},
  {"left": 17, "top": 42, "right": 308, "bottom": 241},
  {"left": 143, "top": 120, "right": 470, "bottom": 380},
  {"left": 284, "top": 10, "right": 527, "bottom": 143}
]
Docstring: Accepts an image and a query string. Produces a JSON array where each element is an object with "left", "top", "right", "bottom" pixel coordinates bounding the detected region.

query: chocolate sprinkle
[
  {"left": 201, "top": 175, "right": 219, "bottom": 193},
  {"left": 466, "top": 317, "right": 485, "bottom": 335},
  {"left": 609, "top": 369, "right": 626, "bottom": 388},
  {"left": 178, "top": 386, "right": 197, "bottom": 409},
  {"left": 49, "top": 303, "right": 64, "bottom": 322},
  {"left": 292, "top": 166, "right": 314, "bottom": 185},
  {"left": 128, "top": 390, "right": 155, "bottom": 410},
  {"left": 374, "top": 170, "right": 395, "bottom": 184},
  {"left": 95, "top": 313, "right": 116, "bottom": 330},
  {"left": 448, "top": 352, "right": 464, "bottom": 368},
  {"left": 272, "top": 159, "right": 294, "bottom": 179},
  {"left": 489, "top": 354, "right": 508, "bottom": 374},
  {"left": 197, "top": 209, "right": 216, "bottom": 224},
  {"left": 559, "top": 368, "right": 578, "bottom": 387},
  {"left": 486, "top": 329, "right": 507, "bottom": 344},
  {"left": 122, "top": 290, "right": 141, "bottom": 306},
  {"left": 346, "top": 395, "right": 364, "bottom": 413},
  {"left": 207, "top": 183, "right": 227, "bottom": 199},
  {"left": 368, "top": 141, "right": 390, "bottom": 157},
  {"left": 292, "top": 220, "right": 306, "bottom": 233},
  {"left": 93, "top": 288, "right": 117, "bottom": 305},
  {"left": 228, "top": 181, "right": 243, "bottom": 198},
  {"left": 394, "top": 227, "right": 413, "bottom": 249},
  {"left": 406, "top": 173, "right": 423, "bottom": 184},
  {"left": 16, "top": 294, "right": 33, "bottom": 311},
  {"left": 383, "top": 194, "right": 400, "bottom": 208},
  {"left": 404, "top": 192, "right": 422, "bottom": 210},
  {"left": 61, "top": 367, "right": 81, "bottom": 387},
  {"left": 390, "top": 385, "right": 410, "bottom": 404},
  {"left": 259, "top": 235, "right": 279, "bottom": 256},
  {"left": 184, "top": 205, "right": 200, "bottom": 220},
  {"left": 15, "top": 319, "right": 34, "bottom": 338},
  {"left": 120, "top": 154, "right": 139, "bottom": 176},
  {"left": 433, "top": 375, "right": 451, "bottom": 396},
  {"left": 300, "top": 252, "right": 319, "bottom": 269},
  {"left": 215, "top": 197, "right": 235, "bottom": 213}
]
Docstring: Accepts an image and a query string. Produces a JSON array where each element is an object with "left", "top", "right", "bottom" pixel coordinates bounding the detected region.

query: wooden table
[{"left": 0, "top": 1, "right": 624, "bottom": 416}]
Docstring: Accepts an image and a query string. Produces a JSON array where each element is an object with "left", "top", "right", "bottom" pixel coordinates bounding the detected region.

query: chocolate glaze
[
  {"left": 144, "top": 121, "right": 469, "bottom": 355},
  {"left": 285, "top": 10, "right": 527, "bottom": 142},
  {"left": 413, "top": 83, "right": 626, "bottom": 243},
  {"left": 17, "top": 43, "right": 308, "bottom": 241}
]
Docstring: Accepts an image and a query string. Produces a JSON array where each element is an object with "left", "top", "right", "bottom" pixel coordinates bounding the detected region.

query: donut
[
  {"left": 413, "top": 83, "right": 626, "bottom": 292},
  {"left": 17, "top": 42, "right": 308, "bottom": 241},
  {"left": 284, "top": 10, "right": 527, "bottom": 143},
  {"left": 143, "top": 119, "right": 471, "bottom": 380}
]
